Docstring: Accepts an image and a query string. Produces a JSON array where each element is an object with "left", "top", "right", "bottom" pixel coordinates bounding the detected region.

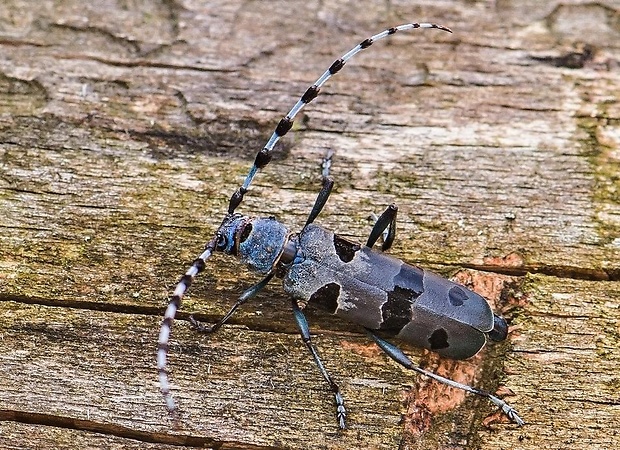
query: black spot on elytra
[
  {"left": 448, "top": 285, "right": 468, "bottom": 306},
  {"left": 380, "top": 286, "right": 416, "bottom": 331},
  {"left": 333, "top": 235, "right": 361, "bottom": 263},
  {"left": 429, "top": 328, "right": 449, "bottom": 350},
  {"left": 308, "top": 282, "right": 340, "bottom": 314},
  {"left": 393, "top": 265, "right": 424, "bottom": 296}
]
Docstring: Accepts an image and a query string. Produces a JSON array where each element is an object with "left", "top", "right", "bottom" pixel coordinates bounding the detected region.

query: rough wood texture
[{"left": 1, "top": 1, "right": 619, "bottom": 449}]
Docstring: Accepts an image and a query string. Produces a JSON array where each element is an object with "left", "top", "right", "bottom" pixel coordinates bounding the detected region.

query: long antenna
[{"left": 226, "top": 22, "right": 451, "bottom": 214}]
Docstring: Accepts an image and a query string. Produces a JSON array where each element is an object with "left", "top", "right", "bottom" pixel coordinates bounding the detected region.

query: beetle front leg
[
  {"left": 367, "top": 204, "right": 398, "bottom": 251},
  {"left": 304, "top": 151, "right": 335, "bottom": 227},
  {"left": 365, "top": 329, "right": 525, "bottom": 426},
  {"left": 291, "top": 299, "right": 347, "bottom": 429},
  {"left": 189, "top": 272, "right": 274, "bottom": 334},
  {"left": 304, "top": 176, "right": 334, "bottom": 227}
]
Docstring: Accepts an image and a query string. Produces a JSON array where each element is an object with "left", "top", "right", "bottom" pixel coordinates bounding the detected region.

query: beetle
[{"left": 157, "top": 22, "right": 524, "bottom": 429}]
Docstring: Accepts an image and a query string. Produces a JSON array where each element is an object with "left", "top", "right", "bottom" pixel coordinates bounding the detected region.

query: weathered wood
[{"left": 1, "top": 0, "right": 618, "bottom": 449}]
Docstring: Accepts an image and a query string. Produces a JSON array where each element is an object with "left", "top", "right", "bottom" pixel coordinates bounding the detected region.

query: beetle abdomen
[{"left": 283, "top": 224, "right": 496, "bottom": 360}]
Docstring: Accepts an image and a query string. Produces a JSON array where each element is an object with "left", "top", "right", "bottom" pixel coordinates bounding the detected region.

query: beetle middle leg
[
  {"left": 365, "top": 329, "right": 525, "bottom": 426},
  {"left": 367, "top": 204, "right": 398, "bottom": 251},
  {"left": 291, "top": 299, "right": 347, "bottom": 429}
]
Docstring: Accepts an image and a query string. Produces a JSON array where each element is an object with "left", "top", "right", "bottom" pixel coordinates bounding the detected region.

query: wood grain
[{"left": 1, "top": 1, "right": 619, "bottom": 449}]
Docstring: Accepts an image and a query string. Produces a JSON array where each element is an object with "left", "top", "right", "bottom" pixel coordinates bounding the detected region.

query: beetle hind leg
[
  {"left": 365, "top": 329, "right": 525, "bottom": 426},
  {"left": 291, "top": 299, "right": 347, "bottom": 429}
]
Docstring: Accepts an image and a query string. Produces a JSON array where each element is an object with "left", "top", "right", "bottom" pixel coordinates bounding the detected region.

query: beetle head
[{"left": 216, "top": 214, "right": 289, "bottom": 274}]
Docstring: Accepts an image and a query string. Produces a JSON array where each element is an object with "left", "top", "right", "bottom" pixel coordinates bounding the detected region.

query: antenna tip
[{"left": 435, "top": 24, "right": 453, "bottom": 33}]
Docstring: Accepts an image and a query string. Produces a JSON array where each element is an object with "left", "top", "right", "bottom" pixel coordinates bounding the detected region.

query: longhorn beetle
[{"left": 157, "top": 22, "right": 525, "bottom": 429}]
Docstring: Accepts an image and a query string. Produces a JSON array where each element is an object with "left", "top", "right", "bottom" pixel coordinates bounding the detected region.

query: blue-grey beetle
[{"left": 157, "top": 22, "right": 524, "bottom": 429}]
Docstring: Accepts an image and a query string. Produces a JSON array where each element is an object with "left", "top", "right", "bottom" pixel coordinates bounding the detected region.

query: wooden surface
[{"left": 1, "top": 1, "right": 619, "bottom": 449}]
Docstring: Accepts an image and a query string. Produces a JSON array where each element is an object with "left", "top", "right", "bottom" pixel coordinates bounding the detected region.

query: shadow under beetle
[{"left": 157, "top": 22, "right": 525, "bottom": 429}]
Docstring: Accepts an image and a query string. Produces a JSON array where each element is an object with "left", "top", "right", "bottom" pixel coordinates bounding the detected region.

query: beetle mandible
[{"left": 157, "top": 22, "right": 524, "bottom": 429}]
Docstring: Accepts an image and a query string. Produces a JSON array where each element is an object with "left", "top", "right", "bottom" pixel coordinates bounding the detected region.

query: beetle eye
[
  {"left": 239, "top": 223, "right": 253, "bottom": 244},
  {"left": 216, "top": 234, "right": 227, "bottom": 249}
]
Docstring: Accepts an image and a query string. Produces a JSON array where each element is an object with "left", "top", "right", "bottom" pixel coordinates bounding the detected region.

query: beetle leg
[
  {"left": 189, "top": 272, "right": 274, "bottom": 334},
  {"left": 292, "top": 299, "right": 347, "bottom": 429},
  {"left": 304, "top": 151, "right": 335, "bottom": 227},
  {"left": 365, "top": 329, "right": 525, "bottom": 426},
  {"left": 304, "top": 176, "right": 334, "bottom": 227},
  {"left": 366, "top": 204, "right": 398, "bottom": 251}
]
